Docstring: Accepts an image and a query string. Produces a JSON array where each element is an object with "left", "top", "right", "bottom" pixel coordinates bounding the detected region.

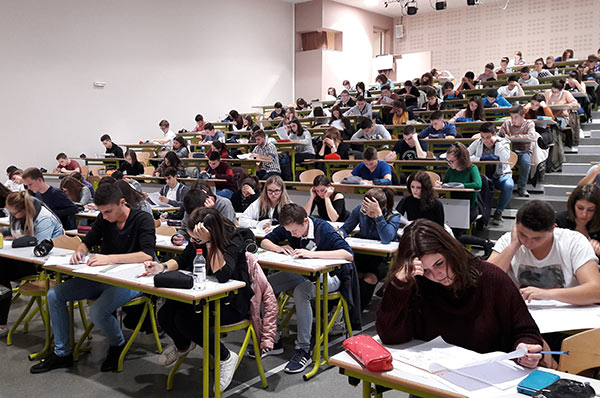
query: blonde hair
[
  {"left": 258, "top": 175, "right": 290, "bottom": 219},
  {"left": 6, "top": 191, "right": 36, "bottom": 236}
]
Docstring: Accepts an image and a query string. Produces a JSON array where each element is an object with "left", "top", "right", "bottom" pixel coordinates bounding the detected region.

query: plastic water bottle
[
  {"left": 193, "top": 249, "right": 206, "bottom": 290},
  {"left": 554, "top": 67, "right": 559, "bottom": 76}
]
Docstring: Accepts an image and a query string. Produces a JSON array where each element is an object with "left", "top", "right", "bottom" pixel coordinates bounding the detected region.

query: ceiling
[{"left": 331, "top": 0, "right": 502, "bottom": 17}]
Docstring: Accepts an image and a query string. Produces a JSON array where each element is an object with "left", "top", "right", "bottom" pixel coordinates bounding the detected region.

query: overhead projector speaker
[
  {"left": 467, "top": 0, "right": 480, "bottom": 5},
  {"left": 436, "top": 1, "right": 447, "bottom": 10},
  {"left": 407, "top": 5, "right": 418, "bottom": 15}
]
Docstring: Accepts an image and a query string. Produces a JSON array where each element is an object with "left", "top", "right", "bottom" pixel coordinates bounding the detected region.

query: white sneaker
[
  {"left": 219, "top": 351, "right": 239, "bottom": 391},
  {"left": 0, "top": 327, "right": 8, "bottom": 338},
  {"left": 157, "top": 342, "right": 196, "bottom": 366}
]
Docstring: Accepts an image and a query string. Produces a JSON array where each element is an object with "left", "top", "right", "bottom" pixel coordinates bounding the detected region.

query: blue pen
[{"left": 539, "top": 351, "right": 569, "bottom": 355}]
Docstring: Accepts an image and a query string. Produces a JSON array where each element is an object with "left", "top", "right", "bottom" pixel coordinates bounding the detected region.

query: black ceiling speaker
[{"left": 436, "top": 1, "right": 447, "bottom": 10}]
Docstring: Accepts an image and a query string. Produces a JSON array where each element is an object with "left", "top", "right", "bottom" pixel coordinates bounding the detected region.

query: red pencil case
[
  {"left": 342, "top": 334, "right": 393, "bottom": 372},
  {"left": 77, "top": 226, "right": 91, "bottom": 234}
]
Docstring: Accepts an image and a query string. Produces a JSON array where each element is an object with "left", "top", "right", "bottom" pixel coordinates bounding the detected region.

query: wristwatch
[{"left": 161, "top": 263, "right": 168, "bottom": 273}]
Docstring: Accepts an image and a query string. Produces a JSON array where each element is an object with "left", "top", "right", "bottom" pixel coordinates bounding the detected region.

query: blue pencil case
[{"left": 517, "top": 370, "right": 560, "bottom": 395}]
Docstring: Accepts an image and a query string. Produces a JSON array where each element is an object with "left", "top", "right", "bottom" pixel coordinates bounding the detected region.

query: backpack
[{"left": 238, "top": 227, "right": 258, "bottom": 253}]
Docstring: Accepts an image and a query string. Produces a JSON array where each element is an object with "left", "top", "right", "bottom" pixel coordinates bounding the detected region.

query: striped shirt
[{"left": 253, "top": 142, "right": 281, "bottom": 173}]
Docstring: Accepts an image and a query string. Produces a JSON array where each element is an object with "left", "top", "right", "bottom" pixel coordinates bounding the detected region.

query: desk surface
[
  {"left": 256, "top": 250, "right": 349, "bottom": 274},
  {"left": 0, "top": 241, "right": 73, "bottom": 265},
  {"left": 278, "top": 180, "right": 477, "bottom": 193}
]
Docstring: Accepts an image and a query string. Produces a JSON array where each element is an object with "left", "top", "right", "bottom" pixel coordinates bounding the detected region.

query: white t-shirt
[
  {"left": 166, "top": 183, "right": 179, "bottom": 201},
  {"left": 164, "top": 129, "right": 176, "bottom": 148},
  {"left": 493, "top": 228, "right": 597, "bottom": 288},
  {"left": 497, "top": 85, "right": 520, "bottom": 97}
]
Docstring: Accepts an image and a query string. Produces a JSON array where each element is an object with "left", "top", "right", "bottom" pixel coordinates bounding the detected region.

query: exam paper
[{"left": 275, "top": 127, "right": 289, "bottom": 140}]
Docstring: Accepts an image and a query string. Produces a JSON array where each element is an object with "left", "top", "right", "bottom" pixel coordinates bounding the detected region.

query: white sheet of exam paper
[{"left": 275, "top": 127, "right": 289, "bottom": 140}]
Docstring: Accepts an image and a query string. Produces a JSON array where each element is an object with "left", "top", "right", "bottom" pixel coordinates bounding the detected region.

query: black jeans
[
  {"left": 0, "top": 259, "right": 39, "bottom": 325},
  {"left": 158, "top": 299, "right": 246, "bottom": 361}
]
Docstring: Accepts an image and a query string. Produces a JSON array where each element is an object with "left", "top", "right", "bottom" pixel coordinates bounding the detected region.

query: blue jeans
[
  {"left": 268, "top": 272, "right": 340, "bottom": 352},
  {"left": 515, "top": 151, "right": 531, "bottom": 189},
  {"left": 48, "top": 278, "right": 142, "bottom": 356},
  {"left": 492, "top": 174, "right": 514, "bottom": 211},
  {"left": 216, "top": 188, "right": 233, "bottom": 199}
]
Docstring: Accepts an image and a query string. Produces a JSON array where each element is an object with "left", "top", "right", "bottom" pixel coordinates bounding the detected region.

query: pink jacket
[{"left": 246, "top": 252, "right": 278, "bottom": 350}]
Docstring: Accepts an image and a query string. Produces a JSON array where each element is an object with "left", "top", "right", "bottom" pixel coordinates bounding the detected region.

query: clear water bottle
[
  {"left": 554, "top": 67, "right": 559, "bottom": 76},
  {"left": 193, "top": 249, "right": 206, "bottom": 290}
]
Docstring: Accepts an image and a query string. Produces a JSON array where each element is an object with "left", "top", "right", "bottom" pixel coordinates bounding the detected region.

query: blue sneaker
[{"left": 284, "top": 349, "right": 312, "bottom": 373}]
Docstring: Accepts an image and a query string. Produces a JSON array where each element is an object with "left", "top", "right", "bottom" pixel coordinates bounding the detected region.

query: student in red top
[
  {"left": 206, "top": 141, "right": 229, "bottom": 159},
  {"left": 206, "top": 151, "right": 236, "bottom": 199},
  {"left": 53, "top": 153, "right": 81, "bottom": 174},
  {"left": 191, "top": 114, "right": 205, "bottom": 132}
]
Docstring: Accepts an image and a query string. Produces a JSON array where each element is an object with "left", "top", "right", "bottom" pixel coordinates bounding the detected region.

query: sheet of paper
[
  {"left": 446, "top": 360, "right": 529, "bottom": 391},
  {"left": 147, "top": 192, "right": 173, "bottom": 208},
  {"left": 44, "top": 255, "right": 74, "bottom": 266},
  {"left": 275, "top": 126, "right": 289, "bottom": 140},
  {"left": 345, "top": 237, "right": 398, "bottom": 251},
  {"left": 236, "top": 153, "right": 252, "bottom": 160},
  {"left": 528, "top": 305, "right": 600, "bottom": 333},
  {"left": 257, "top": 250, "right": 348, "bottom": 268}
]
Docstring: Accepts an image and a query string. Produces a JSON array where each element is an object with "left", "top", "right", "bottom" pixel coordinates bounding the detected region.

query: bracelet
[{"left": 162, "top": 263, "right": 168, "bottom": 273}]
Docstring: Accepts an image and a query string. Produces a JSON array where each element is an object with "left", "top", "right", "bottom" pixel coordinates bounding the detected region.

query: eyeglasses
[
  {"left": 446, "top": 159, "right": 455, "bottom": 165},
  {"left": 267, "top": 189, "right": 282, "bottom": 195},
  {"left": 190, "top": 236, "right": 203, "bottom": 245}
]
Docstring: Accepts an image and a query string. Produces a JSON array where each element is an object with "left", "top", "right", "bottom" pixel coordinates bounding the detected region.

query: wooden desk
[
  {"left": 123, "top": 144, "right": 164, "bottom": 154},
  {"left": 65, "top": 230, "right": 184, "bottom": 255},
  {"left": 414, "top": 107, "right": 512, "bottom": 120},
  {"left": 462, "top": 85, "right": 552, "bottom": 97},
  {"left": 0, "top": 217, "right": 9, "bottom": 227},
  {"left": 150, "top": 157, "right": 262, "bottom": 175}
]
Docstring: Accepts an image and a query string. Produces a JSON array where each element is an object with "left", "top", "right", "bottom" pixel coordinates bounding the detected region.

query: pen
[
  {"left": 539, "top": 351, "right": 569, "bottom": 355},
  {"left": 136, "top": 272, "right": 148, "bottom": 278}
]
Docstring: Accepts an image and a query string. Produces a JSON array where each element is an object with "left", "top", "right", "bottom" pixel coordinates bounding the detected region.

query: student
[
  {"left": 467, "top": 122, "right": 513, "bottom": 225},
  {"left": 268, "top": 102, "right": 285, "bottom": 120},
  {"left": 351, "top": 117, "right": 391, "bottom": 141},
  {"left": 30, "top": 183, "right": 156, "bottom": 374},
  {"left": 498, "top": 75, "right": 525, "bottom": 97},
  {"left": 555, "top": 184, "right": 600, "bottom": 256},
  {"left": 206, "top": 140, "right": 229, "bottom": 159},
  {"left": 340, "top": 188, "right": 401, "bottom": 311},
  {"left": 386, "top": 126, "right": 427, "bottom": 161},
  {"left": 565, "top": 70, "right": 587, "bottom": 94},
  {"left": 477, "top": 63, "right": 497, "bottom": 82},
  {"left": 115, "top": 180, "right": 152, "bottom": 215},
  {"left": 0, "top": 183, "right": 9, "bottom": 217},
  {"left": 201, "top": 123, "right": 225, "bottom": 143},
  {"left": 288, "top": 119, "right": 316, "bottom": 164},
  {"left": 524, "top": 93, "right": 554, "bottom": 119},
  {"left": 397, "top": 80, "right": 420, "bottom": 108},
  {"left": 544, "top": 80, "right": 580, "bottom": 123},
  {"left": 296, "top": 97, "right": 310, "bottom": 110},
  {"left": 249, "top": 130, "right": 281, "bottom": 180},
  {"left": 488, "top": 200, "right": 600, "bottom": 306},
  {"left": 22, "top": 167, "right": 78, "bottom": 229},
  {"left": 6, "top": 168, "right": 25, "bottom": 192},
  {"left": 543, "top": 56, "right": 556, "bottom": 71},
  {"left": 499, "top": 105, "right": 538, "bottom": 197},
  {"left": 328, "top": 105, "right": 344, "bottom": 130},
  {"left": 146, "top": 208, "right": 253, "bottom": 391},
  {"left": 172, "top": 135, "right": 189, "bottom": 158},
  {"left": 152, "top": 119, "right": 176, "bottom": 149},
  {"left": 423, "top": 90, "right": 445, "bottom": 111},
  {"left": 351, "top": 147, "right": 392, "bottom": 185},
  {"left": 239, "top": 175, "right": 290, "bottom": 231},
  {"left": 158, "top": 167, "right": 189, "bottom": 208},
  {"left": 482, "top": 88, "right": 512, "bottom": 108},
  {"left": 430, "top": 68, "right": 454, "bottom": 84},
  {"left": 556, "top": 49, "right": 574, "bottom": 63},
  {"left": 242, "top": 115, "right": 257, "bottom": 132},
  {"left": 0, "top": 191, "right": 63, "bottom": 337},
  {"left": 511, "top": 51, "right": 526, "bottom": 67},
  {"left": 326, "top": 87, "right": 337, "bottom": 101},
  {"left": 343, "top": 95, "right": 372, "bottom": 117},
  {"left": 495, "top": 56, "right": 512, "bottom": 75},
  {"left": 385, "top": 100, "right": 410, "bottom": 125},
  {"left": 377, "top": 219, "right": 544, "bottom": 368},
  {"left": 316, "top": 127, "right": 349, "bottom": 160},
  {"left": 278, "top": 107, "right": 296, "bottom": 128},
  {"left": 518, "top": 67, "right": 540, "bottom": 86},
  {"left": 263, "top": 203, "right": 354, "bottom": 373},
  {"left": 374, "top": 85, "right": 397, "bottom": 107},
  {"left": 117, "top": 150, "right": 145, "bottom": 176},
  {"left": 441, "top": 81, "right": 463, "bottom": 100},
  {"left": 230, "top": 176, "right": 260, "bottom": 213},
  {"left": 205, "top": 152, "right": 236, "bottom": 198},
  {"left": 227, "top": 109, "right": 244, "bottom": 130},
  {"left": 100, "top": 134, "right": 124, "bottom": 158},
  {"left": 533, "top": 58, "right": 553, "bottom": 78},
  {"left": 154, "top": 151, "right": 184, "bottom": 177},
  {"left": 53, "top": 153, "right": 81, "bottom": 174},
  {"left": 59, "top": 176, "right": 93, "bottom": 206},
  {"left": 354, "top": 81, "right": 371, "bottom": 98},
  {"left": 449, "top": 96, "right": 486, "bottom": 123},
  {"left": 191, "top": 114, "right": 205, "bottom": 132},
  {"left": 418, "top": 111, "right": 457, "bottom": 139},
  {"left": 375, "top": 73, "right": 394, "bottom": 90},
  {"left": 418, "top": 72, "right": 434, "bottom": 87},
  {"left": 457, "top": 71, "right": 476, "bottom": 91},
  {"left": 396, "top": 171, "right": 445, "bottom": 226},
  {"left": 304, "top": 175, "right": 348, "bottom": 222},
  {"left": 342, "top": 80, "right": 353, "bottom": 93}
]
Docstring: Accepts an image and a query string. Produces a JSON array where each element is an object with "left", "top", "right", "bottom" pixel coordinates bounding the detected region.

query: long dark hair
[
  {"left": 466, "top": 96, "right": 486, "bottom": 121},
  {"left": 385, "top": 219, "right": 480, "bottom": 295},
  {"left": 407, "top": 171, "right": 437, "bottom": 211},
  {"left": 446, "top": 143, "right": 472, "bottom": 171},
  {"left": 567, "top": 184, "right": 600, "bottom": 234},
  {"left": 164, "top": 151, "right": 182, "bottom": 168},
  {"left": 0, "top": 182, "right": 12, "bottom": 208},
  {"left": 125, "top": 149, "right": 138, "bottom": 164},
  {"left": 115, "top": 180, "right": 145, "bottom": 208},
  {"left": 188, "top": 207, "right": 237, "bottom": 266},
  {"left": 59, "top": 176, "right": 85, "bottom": 202}
]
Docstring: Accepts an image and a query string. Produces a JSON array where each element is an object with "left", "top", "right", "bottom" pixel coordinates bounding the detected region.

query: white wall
[{"left": 0, "top": 0, "right": 293, "bottom": 174}]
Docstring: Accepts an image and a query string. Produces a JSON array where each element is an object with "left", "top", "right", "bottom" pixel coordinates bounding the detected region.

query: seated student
[
  {"left": 53, "top": 153, "right": 81, "bottom": 174},
  {"left": 205, "top": 152, "right": 236, "bottom": 198},
  {"left": 457, "top": 71, "right": 476, "bottom": 91},
  {"left": 342, "top": 79, "right": 354, "bottom": 93},
  {"left": 544, "top": 80, "right": 580, "bottom": 124},
  {"left": 22, "top": 167, "right": 78, "bottom": 229},
  {"left": 335, "top": 90, "right": 355, "bottom": 108},
  {"left": 296, "top": 97, "right": 310, "bottom": 111},
  {"left": 326, "top": 87, "right": 337, "bottom": 101},
  {"left": 268, "top": 102, "right": 285, "bottom": 120},
  {"left": 533, "top": 58, "right": 553, "bottom": 78},
  {"left": 449, "top": 96, "right": 486, "bottom": 123},
  {"left": 340, "top": 188, "right": 400, "bottom": 310},
  {"left": 154, "top": 151, "right": 184, "bottom": 177},
  {"left": 518, "top": 67, "right": 540, "bottom": 86},
  {"left": 117, "top": 150, "right": 145, "bottom": 176},
  {"left": 231, "top": 176, "right": 260, "bottom": 213},
  {"left": 0, "top": 183, "right": 9, "bottom": 217},
  {"left": 397, "top": 80, "right": 421, "bottom": 108},
  {"left": 172, "top": 135, "right": 189, "bottom": 158},
  {"left": 351, "top": 117, "right": 391, "bottom": 141},
  {"left": 386, "top": 126, "right": 427, "bottom": 161},
  {"left": 206, "top": 140, "right": 229, "bottom": 159},
  {"left": 146, "top": 208, "right": 253, "bottom": 391},
  {"left": 498, "top": 75, "right": 525, "bottom": 98},
  {"left": 242, "top": 115, "right": 258, "bottom": 132},
  {"left": 488, "top": 200, "right": 600, "bottom": 306},
  {"left": 151, "top": 119, "right": 176, "bottom": 149},
  {"left": 351, "top": 147, "right": 393, "bottom": 185},
  {"left": 304, "top": 175, "right": 348, "bottom": 222},
  {"left": 355, "top": 81, "right": 371, "bottom": 98},
  {"left": 30, "top": 183, "right": 156, "bottom": 374},
  {"left": 317, "top": 127, "right": 349, "bottom": 160},
  {"left": 328, "top": 105, "right": 344, "bottom": 130},
  {"left": 100, "top": 134, "right": 124, "bottom": 158},
  {"left": 6, "top": 168, "right": 25, "bottom": 192},
  {"left": 385, "top": 100, "right": 410, "bottom": 125},
  {"left": 375, "top": 73, "right": 394, "bottom": 90},
  {"left": 556, "top": 184, "right": 600, "bottom": 256},
  {"left": 227, "top": 109, "right": 244, "bottom": 130},
  {"left": 511, "top": 50, "right": 526, "bottom": 67},
  {"left": 524, "top": 93, "right": 554, "bottom": 119},
  {"left": 288, "top": 119, "right": 316, "bottom": 164},
  {"left": 263, "top": 203, "right": 354, "bottom": 373},
  {"left": 418, "top": 72, "right": 434, "bottom": 88},
  {"left": 374, "top": 85, "right": 398, "bottom": 107},
  {"left": 482, "top": 88, "right": 512, "bottom": 108},
  {"left": 158, "top": 167, "right": 189, "bottom": 208},
  {"left": 343, "top": 95, "right": 372, "bottom": 117},
  {"left": 499, "top": 105, "right": 538, "bottom": 197},
  {"left": 200, "top": 123, "right": 225, "bottom": 143},
  {"left": 555, "top": 49, "right": 574, "bottom": 63},
  {"left": 495, "top": 56, "right": 512, "bottom": 75},
  {"left": 430, "top": 68, "right": 455, "bottom": 84},
  {"left": 418, "top": 110, "right": 457, "bottom": 139},
  {"left": 278, "top": 107, "right": 296, "bottom": 129},
  {"left": 396, "top": 171, "right": 445, "bottom": 226},
  {"left": 565, "top": 70, "right": 587, "bottom": 95},
  {"left": 114, "top": 179, "right": 152, "bottom": 215},
  {"left": 59, "top": 176, "right": 93, "bottom": 206},
  {"left": 477, "top": 62, "right": 498, "bottom": 82},
  {"left": 0, "top": 191, "right": 63, "bottom": 337},
  {"left": 543, "top": 56, "right": 556, "bottom": 71},
  {"left": 191, "top": 114, "right": 205, "bottom": 132},
  {"left": 441, "top": 81, "right": 463, "bottom": 100},
  {"left": 249, "top": 130, "right": 281, "bottom": 180},
  {"left": 423, "top": 90, "right": 445, "bottom": 111},
  {"left": 239, "top": 175, "right": 290, "bottom": 231},
  {"left": 377, "top": 219, "right": 544, "bottom": 369},
  {"left": 111, "top": 170, "right": 143, "bottom": 193},
  {"left": 467, "top": 122, "right": 513, "bottom": 225}
]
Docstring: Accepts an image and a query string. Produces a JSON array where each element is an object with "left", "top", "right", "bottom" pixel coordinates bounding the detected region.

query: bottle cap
[{"left": 196, "top": 249, "right": 203, "bottom": 254}]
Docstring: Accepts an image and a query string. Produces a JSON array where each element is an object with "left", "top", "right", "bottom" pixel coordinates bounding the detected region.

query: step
[
  {"left": 582, "top": 122, "right": 600, "bottom": 131},
  {"left": 564, "top": 146, "right": 578, "bottom": 154},
  {"left": 590, "top": 130, "right": 600, "bottom": 139},
  {"left": 543, "top": 172, "right": 585, "bottom": 185},
  {"left": 484, "top": 220, "right": 514, "bottom": 241},
  {"left": 562, "top": 163, "right": 594, "bottom": 173},
  {"left": 508, "top": 195, "right": 567, "bottom": 212},
  {"left": 542, "top": 184, "right": 575, "bottom": 197},
  {"left": 565, "top": 153, "right": 597, "bottom": 163},
  {"left": 578, "top": 137, "right": 600, "bottom": 145},
  {"left": 578, "top": 145, "right": 600, "bottom": 155}
]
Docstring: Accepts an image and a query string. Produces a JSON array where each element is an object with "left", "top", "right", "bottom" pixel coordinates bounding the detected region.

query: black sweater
[
  {"left": 396, "top": 196, "right": 445, "bottom": 227},
  {"left": 230, "top": 191, "right": 259, "bottom": 213},
  {"left": 310, "top": 193, "right": 349, "bottom": 222},
  {"left": 36, "top": 186, "right": 78, "bottom": 229},
  {"left": 118, "top": 161, "right": 145, "bottom": 176}
]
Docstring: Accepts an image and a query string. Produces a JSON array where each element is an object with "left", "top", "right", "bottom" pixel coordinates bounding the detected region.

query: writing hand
[
  {"left": 87, "top": 254, "right": 112, "bottom": 267},
  {"left": 279, "top": 245, "right": 294, "bottom": 255},
  {"left": 516, "top": 343, "right": 542, "bottom": 368}
]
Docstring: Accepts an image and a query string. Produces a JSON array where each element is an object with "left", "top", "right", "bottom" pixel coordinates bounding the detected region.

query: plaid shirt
[{"left": 252, "top": 142, "right": 281, "bottom": 173}]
